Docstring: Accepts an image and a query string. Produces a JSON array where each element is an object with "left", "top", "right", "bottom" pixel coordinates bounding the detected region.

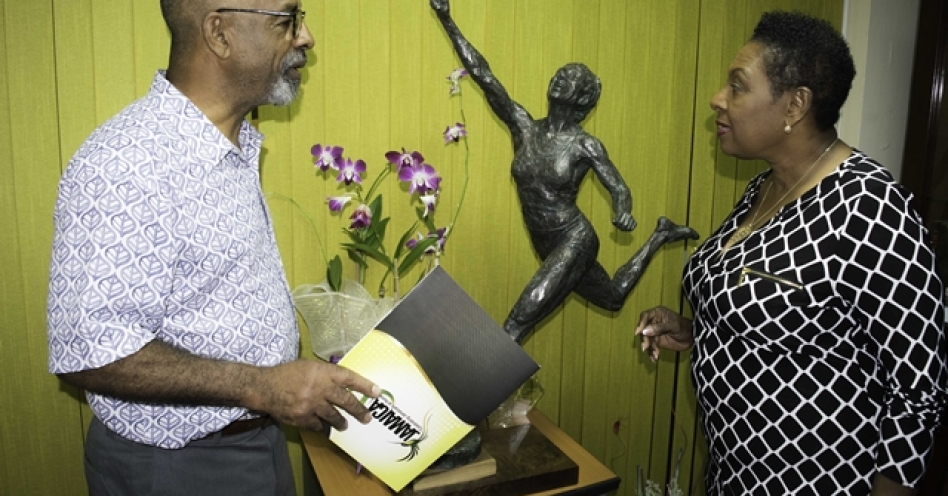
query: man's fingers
[
  {"left": 332, "top": 388, "right": 374, "bottom": 425},
  {"left": 336, "top": 367, "right": 381, "bottom": 399},
  {"left": 315, "top": 404, "right": 349, "bottom": 431}
]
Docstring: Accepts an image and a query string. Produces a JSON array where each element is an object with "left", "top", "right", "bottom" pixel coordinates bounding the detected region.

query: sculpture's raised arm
[{"left": 430, "top": 0, "right": 531, "bottom": 138}]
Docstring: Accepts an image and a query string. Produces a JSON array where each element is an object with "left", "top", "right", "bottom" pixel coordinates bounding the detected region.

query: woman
[
  {"left": 430, "top": 0, "right": 698, "bottom": 343},
  {"left": 636, "top": 11, "right": 947, "bottom": 495}
]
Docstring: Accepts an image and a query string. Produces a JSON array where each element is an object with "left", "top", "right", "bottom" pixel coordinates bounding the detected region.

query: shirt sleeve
[
  {"left": 47, "top": 139, "right": 172, "bottom": 374},
  {"left": 837, "top": 181, "right": 947, "bottom": 487}
]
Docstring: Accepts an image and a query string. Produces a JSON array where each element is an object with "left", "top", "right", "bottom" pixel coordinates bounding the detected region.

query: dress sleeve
[{"left": 837, "top": 181, "right": 947, "bottom": 487}]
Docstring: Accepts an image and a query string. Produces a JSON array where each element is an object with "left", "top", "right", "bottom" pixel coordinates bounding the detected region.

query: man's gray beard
[{"left": 266, "top": 51, "right": 305, "bottom": 106}]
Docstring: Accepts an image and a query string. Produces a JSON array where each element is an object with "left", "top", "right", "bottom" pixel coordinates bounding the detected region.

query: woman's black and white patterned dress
[{"left": 682, "top": 149, "right": 947, "bottom": 495}]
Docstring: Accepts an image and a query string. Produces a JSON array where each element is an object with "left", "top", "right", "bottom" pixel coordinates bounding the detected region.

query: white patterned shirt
[{"left": 47, "top": 71, "right": 299, "bottom": 449}]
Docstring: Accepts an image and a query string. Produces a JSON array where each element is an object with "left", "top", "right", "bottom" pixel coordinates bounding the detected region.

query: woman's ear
[
  {"left": 786, "top": 86, "right": 813, "bottom": 128},
  {"left": 203, "top": 13, "right": 230, "bottom": 59}
]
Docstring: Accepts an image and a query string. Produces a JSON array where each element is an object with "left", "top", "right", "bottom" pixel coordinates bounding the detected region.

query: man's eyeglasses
[{"left": 215, "top": 7, "right": 306, "bottom": 38}]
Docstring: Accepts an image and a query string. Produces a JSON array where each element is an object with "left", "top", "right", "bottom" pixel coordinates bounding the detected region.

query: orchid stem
[
  {"left": 446, "top": 92, "right": 470, "bottom": 244},
  {"left": 265, "top": 192, "right": 330, "bottom": 266}
]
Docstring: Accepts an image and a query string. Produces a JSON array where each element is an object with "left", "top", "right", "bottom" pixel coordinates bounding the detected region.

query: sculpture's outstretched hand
[
  {"left": 430, "top": 0, "right": 450, "bottom": 16},
  {"left": 613, "top": 212, "right": 637, "bottom": 232}
]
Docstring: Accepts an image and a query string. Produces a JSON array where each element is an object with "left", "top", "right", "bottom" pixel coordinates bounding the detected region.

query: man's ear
[
  {"left": 203, "top": 13, "right": 230, "bottom": 59},
  {"left": 786, "top": 86, "right": 813, "bottom": 128}
]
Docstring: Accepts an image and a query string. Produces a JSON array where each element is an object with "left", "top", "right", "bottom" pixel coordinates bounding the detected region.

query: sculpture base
[
  {"left": 428, "top": 429, "right": 483, "bottom": 470},
  {"left": 404, "top": 423, "right": 578, "bottom": 495}
]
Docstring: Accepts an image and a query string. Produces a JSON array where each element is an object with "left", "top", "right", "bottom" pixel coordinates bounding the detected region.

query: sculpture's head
[{"left": 548, "top": 63, "right": 601, "bottom": 118}]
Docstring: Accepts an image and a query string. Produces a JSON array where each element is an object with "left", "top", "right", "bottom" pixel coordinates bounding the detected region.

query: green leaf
[
  {"left": 398, "top": 237, "right": 438, "bottom": 274},
  {"left": 326, "top": 255, "right": 343, "bottom": 291},
  {"left": 346, "top": 249, "right": 368, "bottom": 269},
  {"left": 344, "top": 228, "right": 364, "bottom": 245},
  {"left": 368, "top": 195, "right": 384, "bottom": 220},
  {"left": 371, "top": 217, "right": 390, "bottom": 246},
  {"left": 342, "top": 243, "right": 394, "bottom": 269},
  {"left": 393, "top": 222, "right": 420, "bottom": 259}
]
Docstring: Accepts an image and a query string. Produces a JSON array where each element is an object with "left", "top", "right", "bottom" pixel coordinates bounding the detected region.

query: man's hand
[
  {"left": 430, "top": 0, "right": 450, "bottom": 16},
  {"left": 248, "top": 359, "right": 380, "bottom": 432}
]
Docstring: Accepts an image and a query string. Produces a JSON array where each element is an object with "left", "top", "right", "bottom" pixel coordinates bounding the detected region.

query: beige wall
[{"left": 839, "top": 0, "right": 922, "bottom": 180}]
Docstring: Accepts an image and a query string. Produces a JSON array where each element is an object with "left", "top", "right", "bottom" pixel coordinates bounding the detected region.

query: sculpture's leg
[
  {"left": 504, "top": 242, "right": 595, "bottom": 344},
  {"left": 575, "top": 217, "right": 699, "bottom": 310},
  {"left": 613, "top": 216, "right": 698, "bottom": 295}
]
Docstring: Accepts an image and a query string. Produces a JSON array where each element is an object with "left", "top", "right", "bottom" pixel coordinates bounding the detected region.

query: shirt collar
[{"left": 151, "top": 70, "right": 265, "bottom": 167}]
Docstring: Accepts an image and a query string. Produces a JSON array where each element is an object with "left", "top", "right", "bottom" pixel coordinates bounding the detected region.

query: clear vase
[
  {"left": 291, "top": 279, "right": 394, "bottom": 361},
  {"left": 485, "top": 374, "right": 544, "bottom": 429}
]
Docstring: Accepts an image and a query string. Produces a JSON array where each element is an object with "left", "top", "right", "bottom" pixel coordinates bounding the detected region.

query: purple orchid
[
  {"left": 337, "top": 158, "right": 366, "bottom": 185},
  {"left": 326, "top": 195, "right": 352, "bottom": 212},
  {"left": 349, "top": 203, "right": 372, "bottom": 229},
  {"left": 419, "top": 192, "right": 438, "bottom": 217},
  {"left": 312, "top": 144, "right": 344, "bottom": 171},
  {"left": 398, "top": 163, "right": 441, "bottom": 195},
  {"left": 443, "top": 123, "right": 467, "bottom": 143},
  {"left": 406, "top": 227, "right": 447, "bottom": 254},
  {"left": 384, "top": 148, "right": 424, "bottom": 172},
  {"left": 447, "top": 68, "right": 468, "bottom": 95}
]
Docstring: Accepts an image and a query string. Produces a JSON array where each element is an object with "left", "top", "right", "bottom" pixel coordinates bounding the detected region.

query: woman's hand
[{"left": 634, "top": 306, "right": 694, "bottom": 361}]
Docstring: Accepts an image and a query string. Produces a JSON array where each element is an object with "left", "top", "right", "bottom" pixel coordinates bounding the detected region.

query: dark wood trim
[
  {"left": 903, "top": 1, "right": 948, "bottom": 493},
  {"left": 901, "top": 0, "right": 947, "bottom": 225}
]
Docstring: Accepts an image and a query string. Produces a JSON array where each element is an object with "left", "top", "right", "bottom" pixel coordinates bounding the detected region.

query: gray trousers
[{"left": 84, "top": 417, "right": 296, "bottom": 496}]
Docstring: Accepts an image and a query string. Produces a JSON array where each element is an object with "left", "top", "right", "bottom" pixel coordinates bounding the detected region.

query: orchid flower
[
  {"left": 337, "top": 158, "right": 366, "bottom": 185},
  {"left": 312, "top": 144, "right": 344, "bottom": 171},
  {"left": 406, "top": 228, "right": 447, "bottom": 254},
  {"left": 349, "top": 203, "right": 372, "bottom": 229},
  {"left": 384, "top": 148, "right": 424, "bottom": 172},
  {"left": 447, "top": 68, "right": 468, "bottom": 95},
  {"left": 443, "top": 123, "right": 467, "bottom": 143},
  {"left": 419, "top": 192, "right": 438, "bottom": 217},
  {"left": 301, "top": 68, "right": 471, "bottom": 299},
  {"left": 326, "top": 195, "right": 352, "bottom": 212},
  {"left": 398, "top": 163, "right": 441, "bottom": 195}
]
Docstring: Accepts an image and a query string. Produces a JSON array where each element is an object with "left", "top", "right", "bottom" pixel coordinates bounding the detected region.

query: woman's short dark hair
[{"left": 751, "top": 10, "right": 856, "bottom": 131}]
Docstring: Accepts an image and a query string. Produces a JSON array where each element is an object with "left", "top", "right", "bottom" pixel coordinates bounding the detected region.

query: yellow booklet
[{"left": 330, "top": 267, "right": 539, "bottom": 492}]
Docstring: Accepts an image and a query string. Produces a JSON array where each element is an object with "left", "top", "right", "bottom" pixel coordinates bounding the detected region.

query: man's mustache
[{"left": 282, "top": 50, "right": 307, "bottom": 72}]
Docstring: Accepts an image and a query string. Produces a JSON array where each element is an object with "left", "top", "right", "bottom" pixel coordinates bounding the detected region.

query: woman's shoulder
[
  {"left": 835, "top": 148, "right": 914, "bottom": 206},
  {"left": 836, "top": 149, "right": 900, "bottom": 190}
]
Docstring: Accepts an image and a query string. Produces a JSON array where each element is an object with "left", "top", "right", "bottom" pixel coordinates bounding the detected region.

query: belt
[{"left": 200, "top": 415, "right": 274, "bottom": 440}]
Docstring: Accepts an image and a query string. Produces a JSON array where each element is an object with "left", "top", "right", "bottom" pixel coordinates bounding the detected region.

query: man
[{"left": 46, "top": 1, "right": 378, "bottom": 494}]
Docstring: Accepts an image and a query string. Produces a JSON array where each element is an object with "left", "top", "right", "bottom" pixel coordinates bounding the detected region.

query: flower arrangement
[{"left": 305, "top": 68, "right": 471, "bottom": 300}]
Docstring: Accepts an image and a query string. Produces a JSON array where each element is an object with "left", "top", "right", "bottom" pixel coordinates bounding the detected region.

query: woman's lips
[{"left": 716, "top": 122, "right": 730, "bottom": 137}]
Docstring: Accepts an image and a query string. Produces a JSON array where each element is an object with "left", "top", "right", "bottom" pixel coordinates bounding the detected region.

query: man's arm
[
  {"left": 59, "top": 340, "right": 379, "bottom": 432},
  {"left": 430, "top": 0, "right": 530, "bottom": 136}
]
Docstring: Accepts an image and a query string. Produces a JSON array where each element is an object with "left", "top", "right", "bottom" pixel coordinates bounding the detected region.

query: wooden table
[{"left": 300, "top": 409, "right": 620, "bottom": 495}]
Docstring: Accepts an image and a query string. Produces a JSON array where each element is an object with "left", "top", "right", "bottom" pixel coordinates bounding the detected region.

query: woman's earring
[{"left": 784, "top": 124, "right": 792, "bottom": 134}]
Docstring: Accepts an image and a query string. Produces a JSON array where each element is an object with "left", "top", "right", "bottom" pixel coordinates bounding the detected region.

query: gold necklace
[{"left": 729, "top": 138, "right": 839, "bottom": 245}]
